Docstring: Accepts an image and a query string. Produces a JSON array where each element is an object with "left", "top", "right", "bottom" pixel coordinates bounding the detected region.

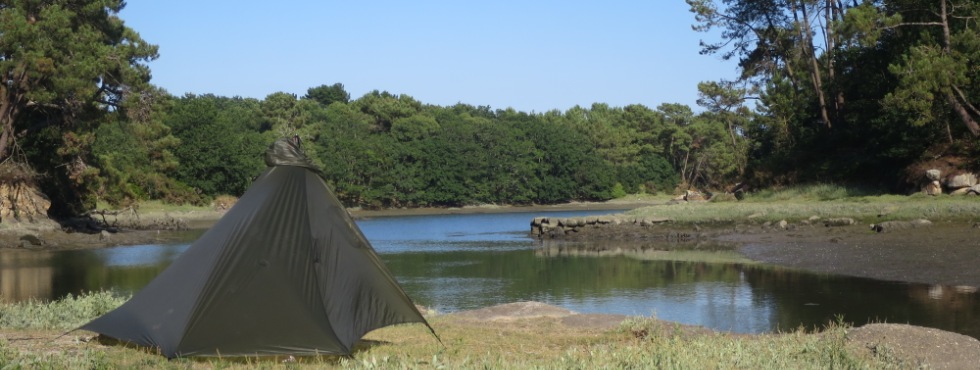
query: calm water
[{"left": 1, "top": 210, "right": 978, "bottom": 338}]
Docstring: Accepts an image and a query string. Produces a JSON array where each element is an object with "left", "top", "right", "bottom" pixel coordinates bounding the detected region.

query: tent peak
[{"left": 264, "top": 137, "right": 319, "bottom": 170}]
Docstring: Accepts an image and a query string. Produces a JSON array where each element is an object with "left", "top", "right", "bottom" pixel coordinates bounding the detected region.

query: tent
[{"left": 80, "top": 138, "right": 434, "bottom": 358}]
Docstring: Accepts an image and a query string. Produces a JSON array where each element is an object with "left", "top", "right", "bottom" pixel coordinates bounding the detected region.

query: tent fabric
[{"left": 80, "top": 138, "right": 432, "bottom": 358}]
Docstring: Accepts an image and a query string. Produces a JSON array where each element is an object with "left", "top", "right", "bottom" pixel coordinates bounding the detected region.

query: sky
[{"left": 120, "top": 1, "right": 738, "bottom": 113}]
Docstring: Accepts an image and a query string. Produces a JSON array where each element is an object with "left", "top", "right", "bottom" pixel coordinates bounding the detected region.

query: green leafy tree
[
  {"left": 0, "top": 0, "right": 159, "bottom": 215},
  {"left": 91, "top": 88, "right": 197, "bottom": 206},
  {"left": 304, "top": 83, "right": 350, "bottom": 107},
  {"left": 166, "top": 94, "right": 266, "bottom": 197},
  {"left": 696, "top": 80, "right": 753, "bottom": 183},
  {"left": 354, "top": 90, "right": 423, "bottom": 132},
  {"left": 878, "top": 0, "right": 980, "bottom": 137}
]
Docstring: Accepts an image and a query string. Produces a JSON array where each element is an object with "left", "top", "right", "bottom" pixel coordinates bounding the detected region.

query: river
[{"left": 1, "top": 210, "right": 978, "bottom": 338}]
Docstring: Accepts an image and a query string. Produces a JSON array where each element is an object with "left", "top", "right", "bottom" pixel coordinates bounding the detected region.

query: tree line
[
  {"left": 99, "top": 88, "right": 728, "bottom": 210},
  {"left": 2, "top": 0, "right": 978, "bottom": 218}
]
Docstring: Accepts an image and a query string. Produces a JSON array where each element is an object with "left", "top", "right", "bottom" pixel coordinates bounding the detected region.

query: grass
[
  {"left": 630, "top": 184, "right": 980, "bottom": 225},
  {"left": 0, "top": 291, "right": 127, "bottom": 330},
  {"left": 0, "top": 293, "right": 910, "bottom": 369},
  {"left": 94, "top": 199, "right": 212, "bottom": 214}
]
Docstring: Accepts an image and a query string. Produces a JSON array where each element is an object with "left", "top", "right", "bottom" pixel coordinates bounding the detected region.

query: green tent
[{"left": 81, "top": 138, "right": 433, "bottom": 358}]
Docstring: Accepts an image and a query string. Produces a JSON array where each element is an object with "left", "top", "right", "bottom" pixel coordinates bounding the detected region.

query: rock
[
  {"left": 945, "top": 173, "right": 978, "bottom": 189},
  {"left": 923, "top": 181, "right": 942, "bottom": 195},
  {"left": 778, "top": 220, "right": 788, "bottom": 230},
  {"left": 950, "top": 187, "right": 972, "bottom": 196},
  {"left": 0, "top": 176, "right": 52, "bottom": 222},
  {"left": 824, "top": 217, "right": 856, "bottom": 227},
  {"left": 808, "top": 215, "right": 821, "bottom": 222},
  {"left": 531, "top": 217, "right": 546, "bottom": 227},
  {"left": 967, "top": 184, "right": 980, "bottom": 196},
  {"left": 18, "top": 234, "right": 43, "bottom": 247},
  {"left": 925, "top": 169, "right": 941, "bottom": 181},
  {"left": 684, "top": 190, "right": 706, "bottom": 202},
  {"left": 99, "top": 230, "right": 111, "bottom": 241}
]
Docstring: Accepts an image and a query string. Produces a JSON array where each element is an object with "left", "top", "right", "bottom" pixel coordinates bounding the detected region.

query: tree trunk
[
  {"left": 794, "top": 1, "right": 833, "bottom": 129},
  {"left": 937, "top": 0, "right": 979, "bottom": 136},
  {"left": 947, "top": 92, "right": 980, "bottom": 136},
  {"left": 826, "top": 0, "right": 845, "bottom": 121},
  {"left": 0, "top": 100, "right": 16, "bottom": 162}
]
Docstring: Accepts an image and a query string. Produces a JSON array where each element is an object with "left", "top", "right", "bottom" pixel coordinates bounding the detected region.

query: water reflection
[
  {"left": 0, "top": 251, "right": 54, "bottom": 301},
  {"left": 0, "top": 210, "right": 977, "bottom": 339}
]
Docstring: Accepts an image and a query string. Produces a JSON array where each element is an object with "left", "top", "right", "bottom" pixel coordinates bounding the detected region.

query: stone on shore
[{"left": 945, "top": 173, "right": 978, "bottom": 189}]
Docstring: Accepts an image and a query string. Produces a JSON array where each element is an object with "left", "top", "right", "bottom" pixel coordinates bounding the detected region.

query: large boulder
[
  {"left": 923, "top": 181, "right": 942, "bottom": 196},
  {"left": 945, "top": 173, "right": 978, "bottom": 189},
  {"left": 684, "top": 190, "right": 707, "bottom": 202},
  {"left": 925, "top": 169, "right": 941, "bottom": 181}
]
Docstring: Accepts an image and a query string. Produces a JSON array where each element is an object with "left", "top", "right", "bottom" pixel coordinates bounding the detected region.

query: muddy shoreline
[{"left": 1, "top": 201, "right": 979, "bottom": 287}]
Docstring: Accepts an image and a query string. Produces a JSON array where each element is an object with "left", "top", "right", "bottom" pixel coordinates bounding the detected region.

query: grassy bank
[
  {"left": 0, "top": 292, "right": 910, "bottom": 369},
  {"left": 131, "top": 184, "right": 980, "bottom": 225},
  {"left": 631, "top": 184, "right": 980, "bottom": 225}
]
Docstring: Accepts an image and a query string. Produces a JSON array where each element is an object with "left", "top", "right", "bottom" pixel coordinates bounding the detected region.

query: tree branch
[{"left": 952, "top": 85, "right": 980, "bottom": 117}]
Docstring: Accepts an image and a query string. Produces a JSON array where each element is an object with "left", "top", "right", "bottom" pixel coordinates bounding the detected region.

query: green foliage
[
  {"left": 0, "top": 0, "right": 159, "bottom": 216},
  {"left": 6, "top": 0, "right": 980, "bottom": 217},
  {"left": 165, "top": 94, "right": 267, "bottom": 198},
  {"left": 304, "top": 82, "right": 351, "bottom": 107},
  {"left": 690, "top": 0, "right": 980, "bottom": 191},
  {"left": 302, "top": 99, "right": 681, "bottom": 208},
  {"left": 91, "top": 94, "right": 203, "bottom": 207},
  {"left": 610, "top": 182, "right": 627, "bottom": 198}
]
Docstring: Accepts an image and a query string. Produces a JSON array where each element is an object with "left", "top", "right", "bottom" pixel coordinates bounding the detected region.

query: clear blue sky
[{"left": 120, "top": 1, "right": 737, "bottom": 113}]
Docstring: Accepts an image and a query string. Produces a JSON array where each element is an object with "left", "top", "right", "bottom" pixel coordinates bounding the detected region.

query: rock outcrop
[
  {"left": 531, "top": 215, "right": 690, "bottom": 241},
  {"left": 0, "top": 165, "right": 51, "bottom": 223},
  {"left": 920, "top": 168, "right": 980, "bottom": 196}
]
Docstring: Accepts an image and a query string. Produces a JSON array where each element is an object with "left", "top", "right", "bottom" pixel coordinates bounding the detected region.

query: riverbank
[
  {"left": 0, "top": 198, "right": 662, "bottom": 250},
  {"left": 2, "top": 196, "right": 980, "bottom": 288},
  {"left": 3, "top": 196, "right": 980, "bottom": 367}
]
